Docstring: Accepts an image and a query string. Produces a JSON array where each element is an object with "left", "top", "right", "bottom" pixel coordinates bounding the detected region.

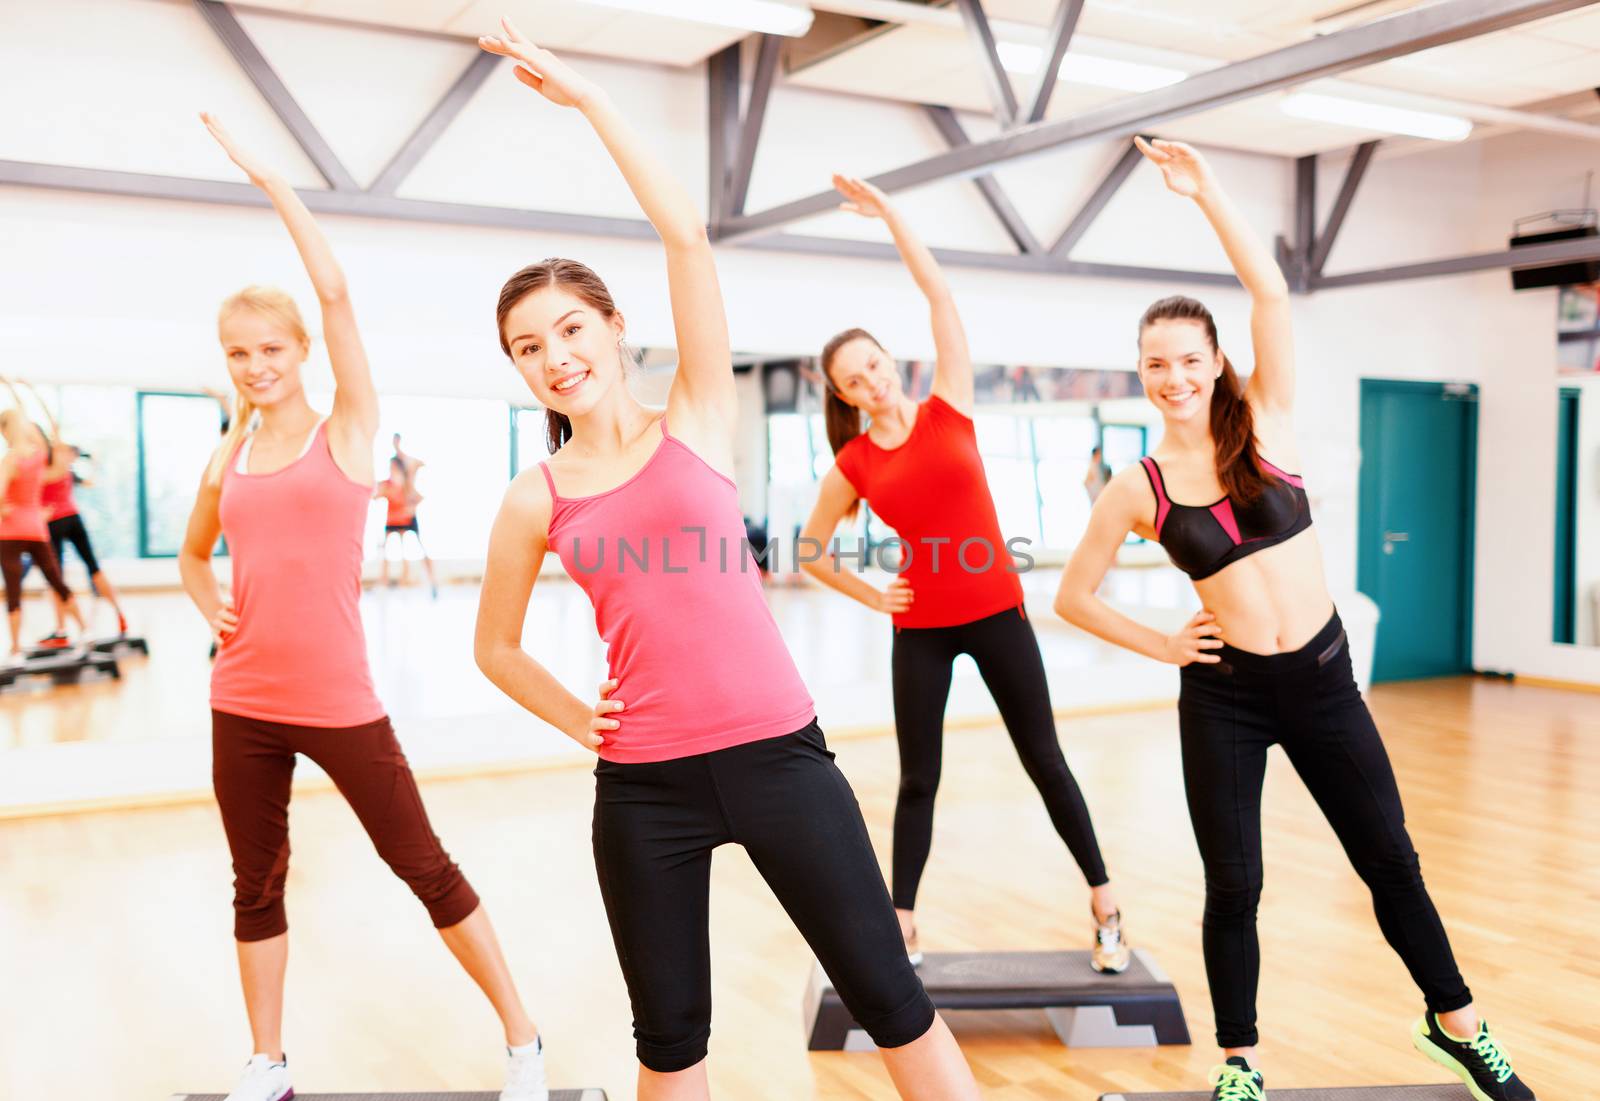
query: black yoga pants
[
  {"left": 889, "top": 604, "right": 1109, "bottom": 909},
  {"left": 1178, "top": 610, "right": 1472, "bottom": 1049},
  {"left": 592, "top": 721, "right": 937, "bottom": 1073}
]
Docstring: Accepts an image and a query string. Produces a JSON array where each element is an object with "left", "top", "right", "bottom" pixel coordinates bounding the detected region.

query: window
[
  {"left": 137, "top": 392, "right": 227, "bottom": 558},
  {"left": 975, "top": 413, "right": 1042, "bottom": 549},
  {"left": 511, "top": 405, "right": 550, "bottom": 477},
  {"left": 1033, "top": 414, "right": 1099, "bottom": 552}
]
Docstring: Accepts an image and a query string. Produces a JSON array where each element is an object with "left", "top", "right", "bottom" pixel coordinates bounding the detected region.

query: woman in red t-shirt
[{"left": 799, "top": 176, "right": 1128, "bottom": 971}]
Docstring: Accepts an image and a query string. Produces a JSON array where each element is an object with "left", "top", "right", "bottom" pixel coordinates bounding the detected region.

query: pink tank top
[
  {"left": 0, "top": 450, "right": 50, "bottom": 541},
  {"left": 542, "top": 417, "right": 814, "bottom": 764},
  {"left": 211, "top": 422, "right": 384, "bottom": 727},
  {"left": 40, "top": 472, "right": 77, "bottom": 521}
]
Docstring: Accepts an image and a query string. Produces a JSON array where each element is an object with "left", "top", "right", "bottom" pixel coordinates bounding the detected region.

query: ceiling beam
[
  {"left": 1050, "top": 141, "right": 1143, "bottom": 257},
  {"left": 0, "top": 157, "right": 1238, "bottom": 286},
  {"left": 923, "top": 106, "right": 1042, "bottom": 254},
  {"left": 707, "top": 43, "right": 742, "bottom": 229},
  {"left": 954, "top": 0, "right": 1018, "bottom": 127},
  {"left": 1310, "top": 140, "right": 1379, "bottom": 276},
  {"left": 193, "top": 0, "right": 360, "bottom": 193},
  {"left": 718, "top": 0, "right": 1596, "bottom": 243},
  {"left": 1021, "top": 0, "right": 1087, "bottom": 125},
  {"left": 1315, "top": 232, "right": 1600, "bottom": 288},
  {"left": 727, "top": 34, "right": 783, "bottom": 220},
  {"left": 369, "top": 51, "right": 500, "bottom": 196}
]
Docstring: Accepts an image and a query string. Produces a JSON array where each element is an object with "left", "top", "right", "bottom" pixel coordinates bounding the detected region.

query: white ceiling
[{"left": 230, "top": 0, "right": 1600, "bottom": 156}]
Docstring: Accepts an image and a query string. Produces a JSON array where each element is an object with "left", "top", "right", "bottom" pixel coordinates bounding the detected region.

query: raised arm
[
  {"left": 475, "top": 471, "right": 613, "bottom": 753},
  {"left": 833, "top": 175, "right": 974, "bottom": 414},
  {"left": 798, "top": 466, "right": 913, "bottom": 616},
  {"left": 479, "top": 20, "right": 735, "bottom": 430},
  {"left": 199, "top": 114, "right": 379, "bottom": 448},
  {"left": 1135, "top": 137, "right": 1293, "bottom": 415},
  {"left": 18, "top": 380, "right": 61, "bottom": 441},
  {"left": 1053, "top": 468, "right": 1222, "bottom": 666}
]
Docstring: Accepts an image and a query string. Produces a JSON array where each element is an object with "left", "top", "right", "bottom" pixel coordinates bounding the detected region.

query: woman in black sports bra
[{"left": 1054, "top": 138, "right": 1535, "bottom": 1101}]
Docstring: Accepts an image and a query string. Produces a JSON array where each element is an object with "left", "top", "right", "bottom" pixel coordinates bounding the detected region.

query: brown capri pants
[
  {"left": 211, "top": 709, "right": 481, "bottom": 942},
  {"left": 0, "top": 539, "right": 72, "bottom": 612}
]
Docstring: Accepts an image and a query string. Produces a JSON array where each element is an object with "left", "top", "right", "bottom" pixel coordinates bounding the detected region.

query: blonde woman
[{"left": 178, "top": 114, "right": 547, "bottom": 1101}]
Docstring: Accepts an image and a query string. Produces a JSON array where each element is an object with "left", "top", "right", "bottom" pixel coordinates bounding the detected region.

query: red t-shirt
[{"left": 833, "top": 395, "right": 1024, "bottom": 629}]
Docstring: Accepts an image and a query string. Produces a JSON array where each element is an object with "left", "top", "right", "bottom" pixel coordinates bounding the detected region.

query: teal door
[
  {"left": 1554, "top": 388, "right": 1580, "bottom": 645},
  {"left": 1357, "top": 380, "right": 1478, "bottom": 682}
]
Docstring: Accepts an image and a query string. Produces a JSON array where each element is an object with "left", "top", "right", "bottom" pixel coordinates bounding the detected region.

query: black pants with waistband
[
  {"left": 890, "top": 603, "right": 1109, "bottom": 909},
  {"left": 1178, "top": 610, "right": 1472, "bottom": 1049},
  {"left": 592, "top": 721, "right": 937, "bottom": 1073}
]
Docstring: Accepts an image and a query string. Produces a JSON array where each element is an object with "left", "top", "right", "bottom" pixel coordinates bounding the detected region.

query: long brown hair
[
  {"left": 496, "top": 258, "right": 627, "bottom": 455},
  {"left": 819, "top": 327, "right": 882, "bottom": 457},
  {"left": 1138, "top": 295, "right": 1274, "bottom": 503}
]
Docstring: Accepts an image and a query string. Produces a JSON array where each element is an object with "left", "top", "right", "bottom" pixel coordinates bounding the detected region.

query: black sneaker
[
  {"left": 1412, "top": 1011, "right": 1535, "bottom": 1101},
  {"left": 1208, "top": 1056, "right": 1264, "bottom": 1101}
]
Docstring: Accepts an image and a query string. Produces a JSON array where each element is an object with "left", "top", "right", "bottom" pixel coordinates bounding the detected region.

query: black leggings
[
  {"left": 0, "top": 539, "right": 71, "bottom": 613},
  {"left": 1178, "top": 610, "right": 1472, "bottom": 1049},
  {"left": 890, "top": 604, "right": 1109, "bottom": 909},
  {"left": 592, "top": 721, "right": 936, "bottom": 1073},
  {"left": 49, "top": 514, "right": 100, "bottom": 577}
]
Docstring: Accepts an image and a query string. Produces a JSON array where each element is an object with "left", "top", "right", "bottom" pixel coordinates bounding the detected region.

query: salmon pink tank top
[
  {"left": 541, "top": 417, "right": 814, "bottom": 764},
  {"left": 211, "top": 422, "right": 384, "bottom": 727},
  {"left": 380, "top": 479, "right": 414, "bottom": 526},
  {"left": 0, "top": 450, "right": 50, "bottom": 542},
  {"left": 40, "top": 472, "right": 77, "bottom": 521},
  {"left": 834, "top": 395, "right": 1024, "bottom": 629}
]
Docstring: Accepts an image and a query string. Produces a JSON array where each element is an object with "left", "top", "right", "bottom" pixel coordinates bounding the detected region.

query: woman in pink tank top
[
  {"left": 177, "top": 115, "right": 549, "bottom": 1101},
  {"left": 473, "top": 24, "right": 976, "bottom": 1100},
  {"left": 0, "top": 390, "right": 86, "bottom": 656}
]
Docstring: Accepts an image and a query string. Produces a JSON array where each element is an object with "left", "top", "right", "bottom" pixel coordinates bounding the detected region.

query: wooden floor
[{"left": 1, "top": 677, "right": 1594, "bottom": 1099}]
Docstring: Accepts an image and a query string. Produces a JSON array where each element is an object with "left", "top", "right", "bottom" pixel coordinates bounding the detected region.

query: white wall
[{"left": 1302, "top": 131, "right": 1600, "bottom": 685}]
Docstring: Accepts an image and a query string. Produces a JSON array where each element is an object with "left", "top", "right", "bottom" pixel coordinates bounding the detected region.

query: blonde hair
[{"left": 205, "top": 286, "right": 309, "bottom": 486}]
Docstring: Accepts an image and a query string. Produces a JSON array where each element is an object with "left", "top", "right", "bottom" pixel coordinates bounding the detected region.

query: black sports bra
[{"left": 1140, "top": 455, "right": 1312, "bottom": 581}]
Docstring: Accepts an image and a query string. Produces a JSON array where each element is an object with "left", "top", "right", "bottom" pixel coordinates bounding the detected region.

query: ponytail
[
  {"left": 1138, "top": 296, "right": 1274, "bottom": 503},
  {"left": 819, "top": 327, "right": 877, "bottom": 457}
]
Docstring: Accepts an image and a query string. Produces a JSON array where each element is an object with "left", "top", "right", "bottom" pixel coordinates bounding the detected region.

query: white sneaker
[
  {"left": 500, "top": 1036, "right": 549, "bottom": 1101},
  {"left": 223, "top": 1053, "right": 292, "bottom": 1101}
]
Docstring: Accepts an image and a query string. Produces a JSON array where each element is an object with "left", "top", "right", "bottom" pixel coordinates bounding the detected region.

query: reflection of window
[
  {"left": 138, "top": 392, "right": 227, "bottom": 558},
  {"left": 975, "top": 414, "right": 1042, "bottom": 548},
  {"left": 374, "top": 397, "right": 510, "bottom": 561},
  {"left": 29, "top": 385, "right": 139, "bottom": 562},
  {"left": 1101, "top": 424, "right": 1148, "bottom": 473},
  {"left": 1033, "top": 414, "right": 1098, "bottom": 551},
  {"left": 511, "top": 406, "right": 547, "bottom": 476}
]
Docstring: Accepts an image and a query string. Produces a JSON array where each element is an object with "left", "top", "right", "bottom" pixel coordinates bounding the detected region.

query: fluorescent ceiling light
[
  {"left": 1280, "top": 92, "right": 1471, "bottom": 141},
  {"left": 579, "top": 0, "right": 813, "bottom": 37},
  {"left": 995, "top": 42, "right": 1187, "bottom": 92}
]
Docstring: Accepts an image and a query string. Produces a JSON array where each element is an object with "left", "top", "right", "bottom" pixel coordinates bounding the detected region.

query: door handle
[{"left": 1382, "top": 531, "right": 1409, "bottom": 556}]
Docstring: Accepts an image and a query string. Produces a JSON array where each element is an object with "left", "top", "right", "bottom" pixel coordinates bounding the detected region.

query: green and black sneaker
[
  {"left": 1208, "top": 1057, "right": 1265, "bottom": 1101},
  {"left": 1412, "top": 1011, "right": 1535, "bottom": 1101}
]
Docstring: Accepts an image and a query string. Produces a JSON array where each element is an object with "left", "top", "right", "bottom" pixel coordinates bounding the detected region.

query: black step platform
[
  {"left": 24, "top": 635, "right": 147, "bottom": 661},
  {"left": 173, "top": 1092, "right": 607, "bottom": 1100},
  {"left": 89, "top": 634, "right": 149, "bottom": 656},
  {"left": 805, "top": 948, "right": 1189, "bottom": 1050},
  {"left": 1101, "top": 1086, "right": 1470, "bottom": 1100},
  {"left": 0, "top": 649, "right": 119, "bottom": 688}
]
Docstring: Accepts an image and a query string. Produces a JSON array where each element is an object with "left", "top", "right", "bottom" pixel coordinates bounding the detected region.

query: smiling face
[
  {"left": 824, "top": 335, "right": 902, "bottom": 417},
  {"left": 500, "top": 284, "right": 625, "bottom": 417},
  {"left": 218, "top": 305, "right": 308, "bottom": 411},
  {"left": 1138, "top": 318, "right": 1222, "bottom": 424}
]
